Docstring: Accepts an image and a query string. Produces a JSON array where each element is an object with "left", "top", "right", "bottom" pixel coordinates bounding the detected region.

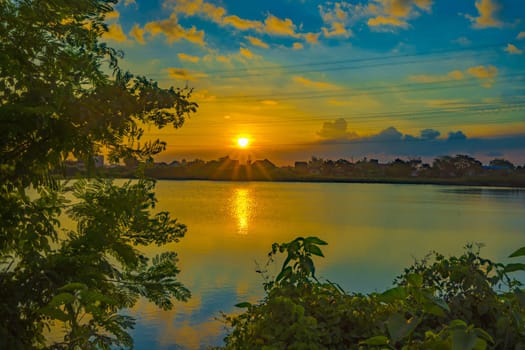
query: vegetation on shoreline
[
  {"left": 64, "top": 154, "right": 525, "bottom": 187},
  {"left": 215, "top": 237, "right": 525, "bottom": 349}
]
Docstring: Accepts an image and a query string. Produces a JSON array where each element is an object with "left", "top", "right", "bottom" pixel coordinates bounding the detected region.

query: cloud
[
  {"left": 322, "top": 22, "right": 352, "bottom": 38},
  {"left": 448, "top": 130, "right": 467, "bottom": 141},
  {"left": 410, "top": 66, "right": 497, "bottom": 87},
  {"left": 317, "top": 118, "right": 358, "bottom": 139},
  {"left": 303, "top": 32, "right": 321, "bottom": 44},
  {"left": 467, "top": 65, "right": 498, "bottom": 88},
  {"left": 105, "top": 10, "right": 120, "bottom": 20},
  {"left": 466, "top": 65, "right": 498, "bottom": 79},
  {"left": 409, "top": 70, "right": 464, "bottom": 83},
  {"left": 504, "top": 43, "right": 523, "bottom": 55},
  {"left": 420, "top": 129, "right": 440, "bottom": 140},
  {"left": 167, "top": 67, "right": 207, "bottom": 81},
  {"left": 292, "top": 42, "right": 304, "bottom": 50},
  {"left": 124, "top": 0, "right": 136, "bottom": 6},
  {"left": 239, "top": 47, "right": 254, "bottom": 59},
  {"left": 307, "top": 124, "right": 525, "bottom": 163},
  {"left": 223, "top": 15, "right": 263, "bottom": 31},
  {"left": 372, "top": 126, "right": 403, "bottom": 141},
  {"left": 172, "top": 0, "right": 226, "bottom": 23},
  {"left": 178, "top": 53, "right": 200, "bottom": 62},
  {"left": 518, "top": 32, "right": 525, "bottom": 39},
  {"left": 466, "top": 0, "right": 503, "bottom": 28},
  {"left": 245, "top": 36, "right": 269, "bottom": 48},
  {"left": 103, "top": 23, "right": 128, "bottom": 42},
  {"left": 319, "top": 3, "right": 353, "bottom": 38},
  {"left": 367, "top": 16, "right": 409, "bottom": 29},
  {"left": 264, "top": 15, "right": 298, "bottom": 37},
  {"left": 144, "top": 14, "right": 205, "bottom": 45},
  {"left": 129, "top": 24, "right": 145, "bottom": 44},
  {"left": 292, "top": 76, "right": 339, "bottom": 89},
  {"left": 366, "top": 0, "right": 433, "bottom": 30}
]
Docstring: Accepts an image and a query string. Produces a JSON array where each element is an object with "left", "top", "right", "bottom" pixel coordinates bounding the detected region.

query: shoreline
[{"left": 148, "top": 176, "right": 525, "bottom": 188}]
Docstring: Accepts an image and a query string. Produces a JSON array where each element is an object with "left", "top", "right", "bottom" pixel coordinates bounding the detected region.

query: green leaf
[
  {"left": 379, "top": 287, "right": 407, "bottom": 303},
  {"left": 387, "top": 313, "right": 420, "bottom": 343},
  {"left": 451, "top": 330, "right": 478, "bottom": 350},
  {"left": 305, "top": 236, "right": 328, "bottom": 246},
  {"left": 234, "top": 302, "right": 252, "bottom": 308},
  {"left": 360, "top": 335, "right": 390, "bottom": 346},
  {"left": 276, "top": 266, "right": 292, "bottom": 282},
  {"left": 509, "top": 247, "right": 525, "bottom": 258},
  {"left": 449, "top": 319, "right": 468, "bottom": 329},
  {"left": 406, "top": 273, "right": 423, "bottom": 288},
  {"left": 48, "top": 292, "right": 76, "bottom": 307},
  {"left": 505, "top": 263, "right": 525, "bottom": 273},
  {"left": 306, "top": 244, "right": 325, "bottom": 257}
]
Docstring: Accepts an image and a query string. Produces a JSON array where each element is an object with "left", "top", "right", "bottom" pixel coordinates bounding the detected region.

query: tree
[{"left": 0, "top": 0, "right": 197, "bottom": 348}]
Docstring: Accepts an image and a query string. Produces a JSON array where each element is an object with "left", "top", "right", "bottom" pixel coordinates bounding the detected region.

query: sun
[{"left": 237, "top": 137, "right": 250, "bottom": 148}]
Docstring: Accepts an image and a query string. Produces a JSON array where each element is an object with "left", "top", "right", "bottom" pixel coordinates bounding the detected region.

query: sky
[{"left": 102, "top": 0, "right": 525, "bottom": 165}]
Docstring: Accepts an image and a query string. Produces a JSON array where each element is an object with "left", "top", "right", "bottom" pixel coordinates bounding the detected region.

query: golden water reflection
[{"left": 231, "top": 188, "right": 254, "bottom": 235}]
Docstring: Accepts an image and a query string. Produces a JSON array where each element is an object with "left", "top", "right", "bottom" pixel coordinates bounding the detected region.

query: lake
[{"left": 128, "top": 181, "right": 525, "bottom": 349}]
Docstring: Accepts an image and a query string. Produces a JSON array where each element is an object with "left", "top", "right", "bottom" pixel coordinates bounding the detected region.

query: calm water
[{"left": 128, "top": 181, "right": 525, "bottom": 349}]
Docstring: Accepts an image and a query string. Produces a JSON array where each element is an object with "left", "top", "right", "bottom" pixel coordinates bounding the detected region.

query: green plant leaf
[
  {"left": 306, "top": 244, "right": 325, "bottom": 257},
  {"left": 379, "top": 287, "right": 407, "bottom": 303},
  {"left": 360, "top": 335, "right": 390, "bottom": 346},
  {"left": 234, "top": 302, "right": 252, "bottom": 308},
  {"left": 387, "top": 313, "right": 420, "bottom": 343},
  {"left": 504, "top": 263, "right": 525, "bottom": 273},
  {"left": 451, "top": 329, "right": 478, "bottom": 350},
  {"left": 509, "top": 247, "right": 525, "bottom": 258},
  {"left": 305, "top": 236, "right": 328, "bottom": 246},
  {"left": 276, "top": 266, "right": 292, "bottom": 282}
]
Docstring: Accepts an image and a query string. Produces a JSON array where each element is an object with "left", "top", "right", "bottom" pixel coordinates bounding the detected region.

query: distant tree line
[{"left": 63, "top": 154, "right": 525, "bottom": 186}]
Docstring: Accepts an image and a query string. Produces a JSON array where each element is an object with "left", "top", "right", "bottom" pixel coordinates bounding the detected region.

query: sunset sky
[{"left": 103, "top": 0, "right": 525, "bottom": 164}]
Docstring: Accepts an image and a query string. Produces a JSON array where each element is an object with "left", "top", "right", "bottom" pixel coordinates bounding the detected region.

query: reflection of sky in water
[{"left": 121, "top": 181, "right": 525, "bottom": 349}]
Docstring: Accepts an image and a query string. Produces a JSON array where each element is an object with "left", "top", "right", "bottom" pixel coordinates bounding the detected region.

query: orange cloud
[
  {"left": 264, "top": 14, "right": 298, "bottom": 37},
  {"left": 467, "top": 65, "right": 498, "bottom": 79},
  {"left": 245, "top": 36, "right": 269, "bottom": 48},
  {"left": 292, "top": 42, "right": 304, "bottom": 50},
  {"left": 178, "top": 53, "right": 200, "bottom": 62},
  {"left": 504, "top": 43, "right": 523, "bottom": 55},
  {"left": 303, "top": 32, "right": 321, "bottom": 44},
  {"left": 518, "top": 32, "right": 525, "bottom": 39},
  {"left": 105, "top": 10, "right": 120, "bottom": 20},
  {"left": 322, "top": 22, "right": 352, "bottom": 38},
  {"left": 239, "top": 47, "right": 255, "bottom": 59},
  {"left": 129, "top": 24, "right": 145, "bottom": 44},
  {"left": 467, "top": 0, "right": 503, "bottom": 28},
  {"left": 368, "top": 16, "right": 408, "bottom": 28},
  {"left": 292, "top": 76, "right": 339, "bottom": 89},
  {"left": 144, "top": 14, "right": 205, "bottom": 45},
  {"left": 467, "top": 65, "right": 498, "bottom": 88},
  {"left": 367, "top": 0, "right": 433, "bottom": 29},
  {"left": 103, "top": 23, "right": 128, "bottom": 42},
  {"left": 223, "top": 15, "right": 263, "bottom": 31},
  {"left": 409, "top": 70, "right": 465, "bottom": 83},
  {"left": 172, "top": 0, "right": 226, "bottom": 22}
]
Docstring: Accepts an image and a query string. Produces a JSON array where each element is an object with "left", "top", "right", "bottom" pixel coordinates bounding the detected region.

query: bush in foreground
[{"left": 217, "top": 237, "right": 525, "bottom": 349}]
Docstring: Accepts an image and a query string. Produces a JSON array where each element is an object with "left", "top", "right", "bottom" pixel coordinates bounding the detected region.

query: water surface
[{"left": 130, "top": 181, "right": 525, "bottom": 349}]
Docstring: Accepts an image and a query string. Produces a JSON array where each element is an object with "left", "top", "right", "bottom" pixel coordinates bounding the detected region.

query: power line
[
  {"left": 202, "top": 73, "right": 525, "bottom": 103},
  {"left": 140, "top": 43, "right": 504, "bottom": 80}
]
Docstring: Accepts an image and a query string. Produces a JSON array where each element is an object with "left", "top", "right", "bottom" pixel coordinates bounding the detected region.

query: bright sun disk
[{"left": 237, "top": 137, "right": 249, "bottom": 148}]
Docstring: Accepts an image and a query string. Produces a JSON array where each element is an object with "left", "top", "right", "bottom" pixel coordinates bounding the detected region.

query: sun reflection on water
[{"left": 232, "top": 188, "right": 253, "bottom": 235}]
